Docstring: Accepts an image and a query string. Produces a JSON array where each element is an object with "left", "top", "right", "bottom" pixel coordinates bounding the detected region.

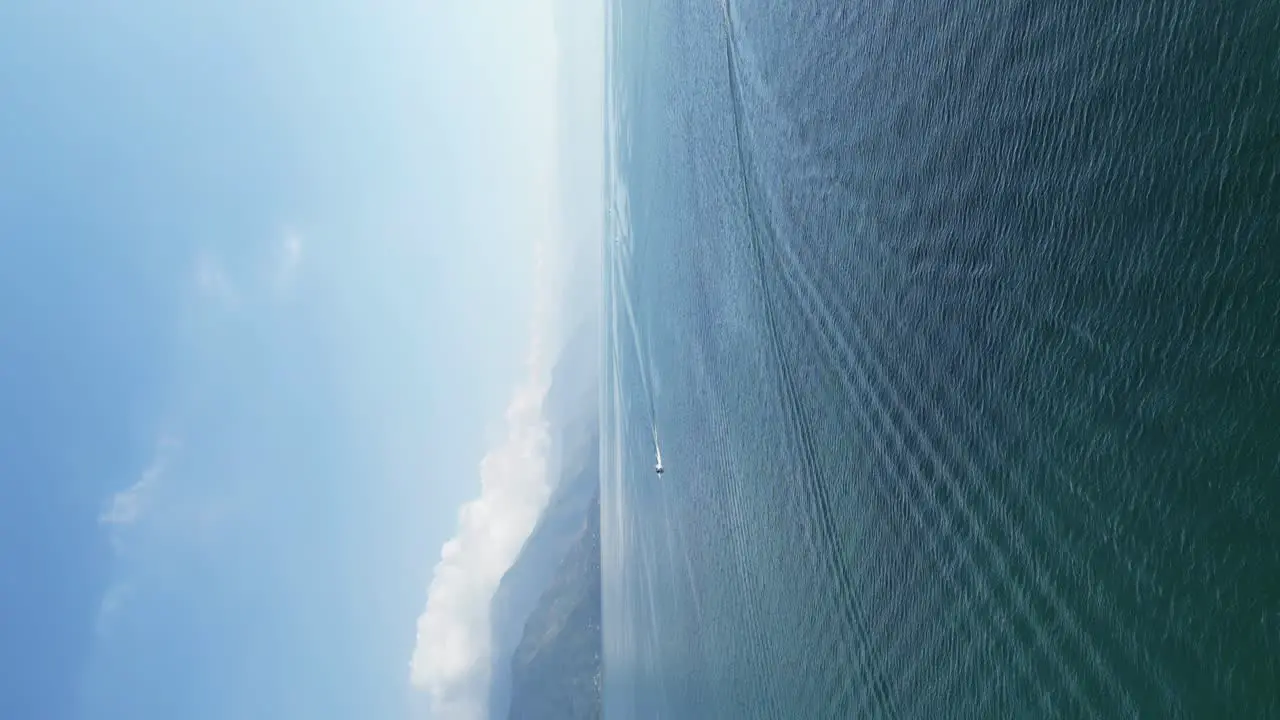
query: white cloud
[
  {"left": 195, "top": 252, "right": 238, "bottom": 307},
  {"left": 275, "top": 231, "right": 304, "bottom": 294},
  {"left": 100, "top": 436, "right": 180, "bottom": 529},
  {"left": 95, "top": 436, "right": 181, "bottom": 634},
  {"left": 94, "top": 582, "right": 134, "bottom": 637},
  {"left": 409, "top": 270, "right": 559, "bottom": 717},
  {"left": 283, "top": 231, "right": 303, "bottom": 268},
  {"left": 408, "top": 2, "right": 584, "bottom": 716},
  {"left": 410, "top": 97, "right": 566, "bottom": 718},
  {"left": 409, "top": 376, "right": 553, "bottom": 704},
  {"left": 194, "top": 231, "right": 303, "bottom": 307}
]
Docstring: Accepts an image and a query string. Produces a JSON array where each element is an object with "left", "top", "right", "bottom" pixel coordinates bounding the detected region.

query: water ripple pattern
[{"left": 602, "top": 0, "right": 1280, "bottom": 717}]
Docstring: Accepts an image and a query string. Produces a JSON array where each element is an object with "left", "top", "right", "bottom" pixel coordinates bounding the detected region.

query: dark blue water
[{"left": 602, "top": 0, "right": 1280, "bottom": 717}]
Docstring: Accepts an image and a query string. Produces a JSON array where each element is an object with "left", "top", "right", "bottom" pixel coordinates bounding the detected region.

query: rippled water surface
[{"left": 601, "top": 1, "right": 1280, "bottom": 716}]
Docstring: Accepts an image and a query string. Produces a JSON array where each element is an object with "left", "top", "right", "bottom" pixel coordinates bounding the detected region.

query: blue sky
[{"left": 0, "top": 2, "right": 586, "bottom": 718}]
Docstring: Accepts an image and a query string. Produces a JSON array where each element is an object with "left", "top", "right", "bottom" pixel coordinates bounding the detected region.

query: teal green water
[{"left": 602, "top": 0, "right": 1280, "bottom": 717}]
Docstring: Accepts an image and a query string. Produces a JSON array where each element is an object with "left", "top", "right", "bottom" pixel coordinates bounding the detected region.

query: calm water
[{"left": 601, "top": 0, "right": 1280, "bottom": 717}]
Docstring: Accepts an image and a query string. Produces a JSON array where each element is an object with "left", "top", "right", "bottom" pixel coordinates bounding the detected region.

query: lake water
[{"left": 601, "top": 0, "right": 1280, "bottom": 716}]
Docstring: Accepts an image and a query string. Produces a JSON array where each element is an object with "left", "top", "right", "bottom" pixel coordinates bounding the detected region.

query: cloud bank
[
  {"left": 410, "top": 241, "right": 561, "bottom": 718},
  {"left": 408, "top": 1, "right": 610, "bottom": 715}
]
